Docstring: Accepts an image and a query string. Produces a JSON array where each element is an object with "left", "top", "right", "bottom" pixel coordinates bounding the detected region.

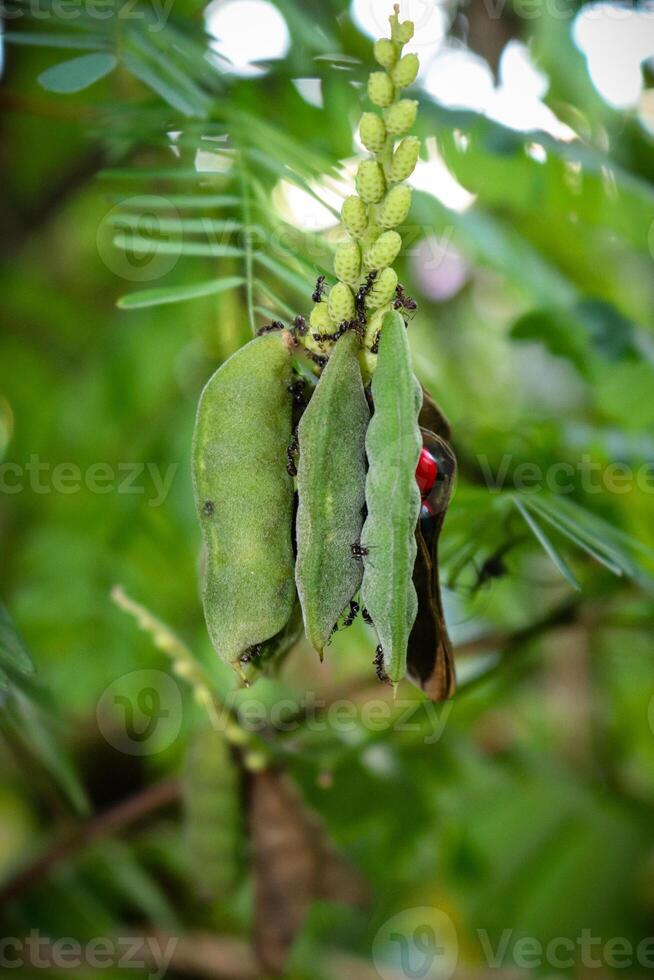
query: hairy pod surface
[
  {"left": 360, "top": 112, "right": 387, "bottom": 153},
  {"left": 384, "top": 99, "right": 418, "bottom": 136},
  {"left": 310, "top": 300, "right": 333, "bottom": 331},
  {"left": 361, "top": 311, "right": 422, "bottom": 684},
  {"left": 391, "top": 53, "right": 419, "bottom": 89},
  {"left": 334, "top": 241, "right": 362, "bottom": 284},
  {"left": 368, "top": 71, "right": 395, "bottom": 108},
  {"left": 295, "top": 332, "right": 370, "bottom": 655},
  {"left": 365, "top": 229, "right": 402, "bottom": 270},
  {"left": 379, "top": 184, "right": 412, "bottom": 228},
  {"left": 365, "top": 266, "right": 398, "bottom": 309},
  {"left": 342, "top": 196, "right": 368, "bottom": 236},
  {"left": 192, "top": 332, "right": 295, "bottom": 666},
  {"left": 328, "top": 281, "right": 355, "bottom": 324},
  {"left": 356, "top": 160, "right": 386, "bottom": 204},
  {"left": 390, "top": 136, "right": 421, "bottom": 182},
  {"left": 373, "top": 37, "right": 398, "bottom": 70}
]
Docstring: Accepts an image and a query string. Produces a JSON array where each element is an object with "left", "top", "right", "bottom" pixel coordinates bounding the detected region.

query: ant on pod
[
  {"left": 240, "top": 643, "right": 262, "bottom": 665},
  {"left": 355, "top": 270, "right": 377, "bottom": 326},
  {"left": 350, "top": 542, "right": 369, "bottom": 561},
  {"left": 312, "top": 275, "right": 326, "bottom": 303},
  {"left": 256, "top": 320, "right": 286, "bottom": 336},
  {"left": 373, "top": 645, "right": 388, "bottom": 683},
  {"left": 394, "top": 283, "right": 417, "bottom": 317}
]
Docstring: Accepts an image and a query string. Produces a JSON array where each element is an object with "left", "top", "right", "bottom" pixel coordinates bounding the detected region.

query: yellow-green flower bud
[
  {"left": 368, "top": 71, "right": 395, "bottom": 108},
  {"left": 391, "top": 53, "right": 419, "bottom": 89},
  {"left": 390, "top": 136, "right": 421, "bottom": 182},
  {"left": 374, "top": 38, "right": 398, "bottom": 70},
  {"left": 334, "top": 240, "right": 361, "bottom": 283},
  {"left": 310, "top": 300, "right": 333, "bottom": 331},
  {"left": 385, "top": 99, "right": 418, "bottom": 136},
  {"left": 360, "top": 112, "right": 387, "bottom": 154},
  {"left": 379, "top": 184, "right": 412, "bottom": 228},
  {"left": 341, "top": 196, "right": 368, "bottom": 237},
  {"left": 355, "top": 159, "right": 386, "bottom": 204},
  {"left": 365, "top": 230, "right": 402, "bottom": 270},
  {"left": 365, "top": 266, "right": 398, "bottom": 309},
  {"left": 328, "top": 281, "right": 355, "bottom": 324},
  {"left": 395, "top": 20, "right": 414, "bottom": 43}
]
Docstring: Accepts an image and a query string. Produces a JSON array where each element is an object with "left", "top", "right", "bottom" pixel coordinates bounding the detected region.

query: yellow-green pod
[
  {"left": 361, "top": 311, "right": 422, "bottom": 685},
  {"left": 192, "top": 332, "right": 295, "bottom": 666},
  {"left": 295, "top": 332, "right": 370, "bottom": 654}
]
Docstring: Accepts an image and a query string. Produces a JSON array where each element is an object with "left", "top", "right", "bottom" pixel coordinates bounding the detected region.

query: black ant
[
  {"left": 373, "top": 644, "right": 388, "bottom": 683},
  {"left": 256, "top": 320, "right": 285, "bottom": 336},
  {"left": 286, "top": 431, "right": 299, "bottom": 477},
  {"left": 240, "top": 643, "right": 262, "bottom": 665},
  {"left": 287, "top": 379, "right": 306, "bottom": 408},
  {"left": 342, "top": 599, "right": 359, "bottom": 628},
  {"left": 351, "top": 543, "right": 369, "bottom": 561},
  {"left": 370, "top": 330, "right": 381, "bottom": 355},
  {"left": 312, "top": 275, "right": 326, "bottom": 303},
  {"left": 312, "top": 327, "right": 343, "bottom": 344},
  {"left": 355, "top": 270, "right": 377, "bottom": 325},
  {"left": 202, "top": 500, "right": 214, "bottom": 517},
  {"left": 394, "top": 284, "right": 417, "bottom": 313},
  {"left": 292, "top": 315, "right": 307, "bottom": 338},
  {"left": 361, "top": 607, "right": 373, "bottom": 626},
  {"left": 306, "top": 351, "right": 329, "bottom": 369}
]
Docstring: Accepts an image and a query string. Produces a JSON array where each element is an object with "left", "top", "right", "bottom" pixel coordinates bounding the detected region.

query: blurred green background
[{"left": 2, "top": 0, "right": 654, "bottom": 976}]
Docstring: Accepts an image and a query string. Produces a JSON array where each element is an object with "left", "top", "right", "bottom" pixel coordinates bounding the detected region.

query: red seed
[{"left": 415, "top": 447, "right": 438, "bottom": 498}]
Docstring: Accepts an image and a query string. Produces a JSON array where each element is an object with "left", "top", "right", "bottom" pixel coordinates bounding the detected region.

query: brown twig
[{"left": 0, "top": 778, "right": 180, "bottom": 908}]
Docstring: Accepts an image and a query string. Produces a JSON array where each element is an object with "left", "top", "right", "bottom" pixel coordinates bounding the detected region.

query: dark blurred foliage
[{"left": 1, "top": 0, "right": 654, "bottom": 976}]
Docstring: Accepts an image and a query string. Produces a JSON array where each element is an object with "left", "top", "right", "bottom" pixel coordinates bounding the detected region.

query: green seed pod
[
  {"left": 379, "top": 184, "right": 412, "bottom": 228},
  {"left": 342, "top": 196, "right": 368, "bottom": 237},
  {"left": 361, "top": 310, "right": 422, "bottom": 685},
  {"left": 192, "top": 332, "right": 295, "bottom": 667},
  {"left": 295, "top": 332, "right": 370, "bottom": 654},
  {"left": 359, "top": 112, "right": 387, "bottom": 154},
  {"left": 365, "top": 266, "right": 398, "bottom": 309},
  {"left": 310, "top": 301, "right": 333, "bottom": 331},
  {"left": 395, "top": 19, "right": 415, "bottom": 43},
  {"left": 183, "top": 725, "right": 240, "bottom": 900},
  {"left": 334, "top": 240, "right": 361, "bottom": 284},
  {"left": 390, "top": 135, "right": 421, "bottom": 182},
  {"left": 365, "top": 229, "right": 402, "bottom": 270},
  {"left": 368, "top": 71, "right": 395, "bottom": 108},
  {"left": 327, "top": 281, "right": 355, "bottom": 323},
  {"left": 391, "top": 53, "right": 419, "bottom": 89},
  {"left": 384, "top": 99, "right": 418, "bottom": 136},
  {"left": 355, "top": 160, "right": 386, "bottom": 204},
  {"left": 374, "top": 38, "right": 398, "bottom": 70},
  {"left": 242, "top": 600, "right": 304, "bottom": 682}
]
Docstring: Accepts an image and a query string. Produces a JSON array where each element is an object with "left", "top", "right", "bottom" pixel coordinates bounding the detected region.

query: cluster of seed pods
[
  {"left": 192, "top": 10, "right": 457, "bottom": 700},
  {"left": 302, "top": 5, "right": 421, "bottom": 374}
]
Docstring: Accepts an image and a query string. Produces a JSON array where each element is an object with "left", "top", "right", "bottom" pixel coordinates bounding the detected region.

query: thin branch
[{"left": 0, "top": 778, "right": 179, "bottom": 908}]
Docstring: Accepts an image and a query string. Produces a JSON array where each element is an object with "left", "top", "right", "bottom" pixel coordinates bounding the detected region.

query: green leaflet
[
  {"left": 183, "top": 725, "right": 241, "bottom": 900},
  {"left": 295, "top": 332, "right": 370, "bottom": 654},
  {"left": 361, "top": 311, "right": 422, "bottom": 684},
  {"left": 192, "top": 332, "right": 296, "bottom": 666}
]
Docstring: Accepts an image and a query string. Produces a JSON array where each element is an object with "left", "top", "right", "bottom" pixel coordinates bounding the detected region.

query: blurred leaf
[
  {"left": 513, "top": 496, "right": 581, "bottom": 590},
  {"left": 38, "top": 52, "right": 118, "bottom": 93},
  {"left": 0, "top": 602, "right": 34, "bottom": 678},
  {"left": 117, "top": 276, "right": 246, "bottom": 309}
]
